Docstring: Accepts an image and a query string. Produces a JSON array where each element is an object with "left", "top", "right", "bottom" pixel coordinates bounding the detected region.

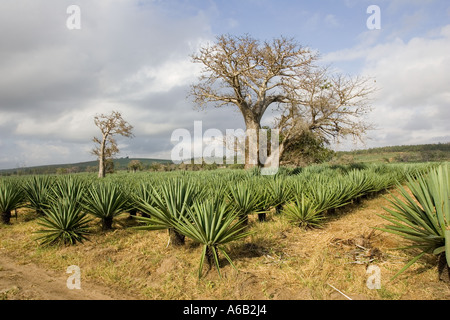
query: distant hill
[
  {"left": 334, "top": 143, "right": 450, "bottom": 164},
  {"left": 0, "top": 157, "right": 172, "bottom": 176}
]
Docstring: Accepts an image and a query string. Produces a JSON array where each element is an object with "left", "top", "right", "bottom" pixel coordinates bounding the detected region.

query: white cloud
[
  {"left": 326, "top": 24, "right": 450, "bottom": 149},
  {"left": 0, "top": 0, "right": 215, "bottom": 168},
  {"left": 14, "top": 109, "right": 97, "bottom": 142},
  {"left": 14, "top": 140, "right": 72, "bottom": 166},
  {"left": 141, "top": 122, "right": 180, "bottom": 136},
  {"left": 122, "top": 58, "right": 202, "bottom": 96},
  {"left": 368, "top": 28, "right": 450, "bottom": 146},
  {"left": 363, "top": 25, "right": 450, "bottom": 109}
]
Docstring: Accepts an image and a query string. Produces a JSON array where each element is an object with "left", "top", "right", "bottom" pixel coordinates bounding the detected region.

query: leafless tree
[
  {"left": 190, "top": 34, "right": 316, "bottom": 168},
  {"left": 190, "top": 34, "right": 376, "bottom": 168},
  {"left": 92, "top": 111, "right": 134, "bottom": 178}
]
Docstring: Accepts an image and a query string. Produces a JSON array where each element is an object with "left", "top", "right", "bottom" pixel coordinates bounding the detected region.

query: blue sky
[{"left": 0, "top": 0, "right": 449, "bottom": 169}]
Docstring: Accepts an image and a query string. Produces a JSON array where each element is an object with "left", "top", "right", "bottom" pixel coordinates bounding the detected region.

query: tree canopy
[{"left": 92, "top": 111, "right": 134, "bottom": 178}]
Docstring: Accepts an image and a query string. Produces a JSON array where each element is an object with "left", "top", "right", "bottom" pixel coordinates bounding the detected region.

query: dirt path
[{"left": 0, "top": 253, "right": 129, "bottom": 300}]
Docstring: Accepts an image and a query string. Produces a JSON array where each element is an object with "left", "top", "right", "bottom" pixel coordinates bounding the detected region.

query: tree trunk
[
  {"left": 438, "top": 253, "right": 450, "bottom": 284},
  {"left": 98, "top": 158, "right": 105, "bottom": 178},
  {"left": 205, "top": 246, "right": 214, "bottom": 270},
  {"left": 258, "top": 212, "right": 266, "bottom": 222},
  {"left": 275, "top": 204, "right": 283, "bottom": 214},
  {"left": 102, "top": 217, "right": 113, "bottom": 230},
  {"left": 128, "top": 209, "right": 137, "bottom": 220},
  {"left": 1, "top": 211, "right": 11, "bottom": 224},
  {"left": 98, "top": 136, "right": 106, "bottom": 178},
  {"left": 244, "top": 118, "right": 261, "bottom": 169},
  {"left": 243, "top": 114, "right": 284, "bottom": 172},
  {"left": 169, "top": 228, "right": 185, "bottom": 247}
]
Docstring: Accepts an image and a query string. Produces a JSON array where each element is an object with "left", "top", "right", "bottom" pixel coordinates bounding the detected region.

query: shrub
[
  {"left": 82, "top": 181, "right": 129, "bottom": 230},
  {"left": 173, "top": 198, "right": 252, "bottom": 278},
  {"left": 0, "top": 179, "right": 24, "bottom": 224},
  {"left": 377, "top": 164, "right": 450, "bottom": 279},
  {"left": 35, "top": 198, "right": 91, "bottom": 246},
  {"left": 133, "top": 179, "right": 198, "bottom": 246},
  {"left": 282, "top": 195, "right": 324, "bottom": 229},
  {"left": 22, "top": 175, "right": 52, "bottom": 215}
]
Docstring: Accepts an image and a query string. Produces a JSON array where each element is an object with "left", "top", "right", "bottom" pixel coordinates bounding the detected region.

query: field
[
  {"left": 335, "top": 143, "right": 450, "bottom": 164},
  {"left": 1, "top": 162, "right": 450, "bottom": 300}
]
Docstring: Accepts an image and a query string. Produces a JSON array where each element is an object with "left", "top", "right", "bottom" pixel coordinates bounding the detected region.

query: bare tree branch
[{"left": 275, "top": 67, "right": 376, "bottom": 162}]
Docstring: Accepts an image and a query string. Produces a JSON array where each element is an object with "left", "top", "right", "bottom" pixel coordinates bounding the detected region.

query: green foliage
[
  {"left": 2, "top": 161, "right": 443, "bottom": 279},
  {"left": 133, "top": 179, "right": 200, "bottom": 245},
  {"left": 128, "top": 160, "right": 143, "bottom": 172},
  {"left": 82, "top": 181, "right": 129, "bottom": 230},
  {"left": 334, "top": 143, "right": 450, "bottom": 164},
  {"left": 265, "top": 178, "right": 293, "bottom": 213},
  {"left": 282, "top": 131, "right": 335, "bottom": 166},
  {"left": 49, "top": 175, "right": 87, "bottom": 209},
  {"left": 226, "top": 180, "right": 264, "bottom": 224},
  {"left": 377, "top": 164, "right": 450, "bottom": 279},
  {"left": 134, "top": 179, "right": 198, "bottom": 228},
  {"left": 0, "top": 179, "right": 24, "bottom": 224},
  {"left": 173, "top": 197, "right": 253, "bottom": 278},
  {"left": 22, "top": 175, "right": 53, "bottom": 214},
  {"left": 35, "top": 198, "right": 91, "bottom": 246},
  {"left": 282, "top": 195, "right": 324, "bottom": 229}
]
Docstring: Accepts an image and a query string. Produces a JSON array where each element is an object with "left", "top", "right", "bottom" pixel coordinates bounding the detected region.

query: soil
[{"left": 0, "top": 253, "right": 129, "bottom": 300}]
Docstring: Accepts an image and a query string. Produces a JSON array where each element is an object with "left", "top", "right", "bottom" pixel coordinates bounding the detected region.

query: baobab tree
[
  {"left": 190, "top": 34, "right": 316, "bottom": 168},
  {"left": 190, "top": 34, "right": 375, "bottom": 168},
  {"left": 92, "top": 111, "right": 134, "bottom": 178}
]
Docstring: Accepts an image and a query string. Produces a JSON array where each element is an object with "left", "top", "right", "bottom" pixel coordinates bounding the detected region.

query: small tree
[
  {"left": 281, "top": 131, "right": 335, "bottom": 166},
  {"left": 92, "top": 111, "right": 134, "bottom": 178},
  {"left": 128, "top": 160, "right": 143, "bottom": 173},
  {"left": 149, "top": 162, "right": 162, "bottom": 172},
  {"left": 105, "top": 159, "right": 115, "bottom": 174}
]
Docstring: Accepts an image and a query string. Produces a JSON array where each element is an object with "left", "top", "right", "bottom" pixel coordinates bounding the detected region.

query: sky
[{"left": 0, "top": 0, "right": 449, "bottom": 169}]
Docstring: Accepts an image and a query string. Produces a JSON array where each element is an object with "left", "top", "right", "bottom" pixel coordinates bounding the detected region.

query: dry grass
[{"left": 1, "top": 188, "right": 450, "bottom": 300}]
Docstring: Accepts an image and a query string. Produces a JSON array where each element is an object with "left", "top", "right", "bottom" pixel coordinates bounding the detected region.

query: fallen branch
[{"left": 327, "top": 283, "right": 353, "bottom": 300}]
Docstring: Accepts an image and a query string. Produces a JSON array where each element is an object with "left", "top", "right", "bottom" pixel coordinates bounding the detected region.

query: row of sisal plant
[{"left": 0, "top": 162, "right": 440, "bottom": 277}]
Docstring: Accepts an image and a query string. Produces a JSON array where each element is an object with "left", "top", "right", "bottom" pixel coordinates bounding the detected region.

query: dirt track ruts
[{"left": 0, "top": 252, "right": 130, "bottom": 300}]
